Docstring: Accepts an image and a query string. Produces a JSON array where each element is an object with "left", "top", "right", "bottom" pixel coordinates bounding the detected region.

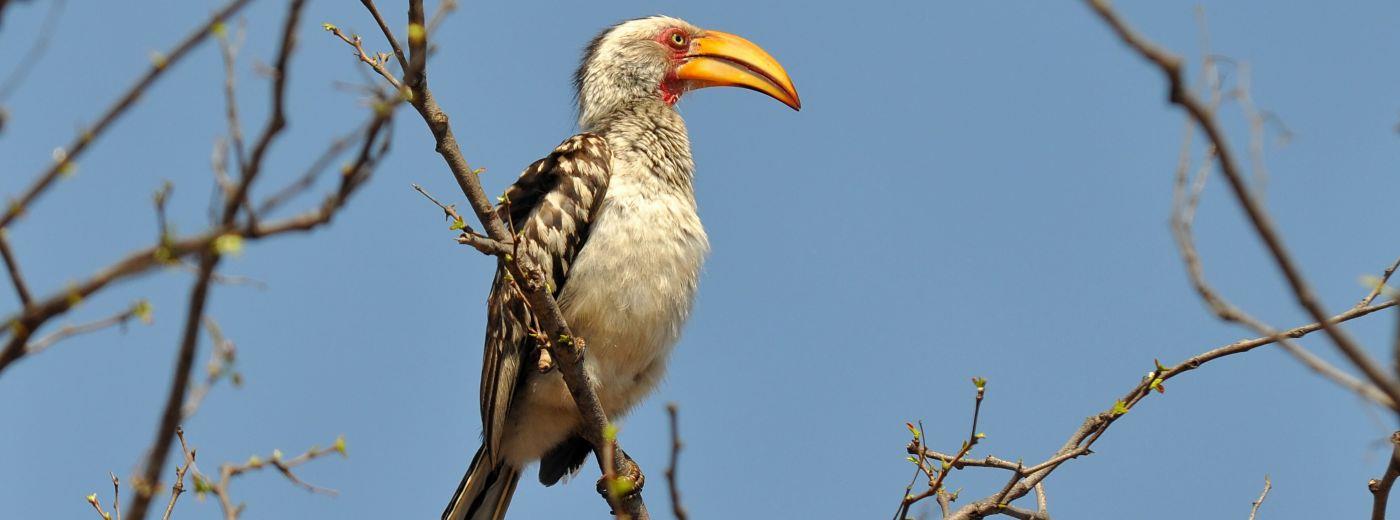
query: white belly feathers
[{"left": 499, "top": 160, "right": 708, "bottom": 466}]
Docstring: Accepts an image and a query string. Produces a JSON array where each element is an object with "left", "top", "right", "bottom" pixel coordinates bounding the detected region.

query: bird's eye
[{"left": 669, "top": 32, "right": 687, "bottom": 48}]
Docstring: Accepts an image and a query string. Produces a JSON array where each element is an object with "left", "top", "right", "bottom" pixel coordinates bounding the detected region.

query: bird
[{"left": 443, "top": 16, "right": 799, "bottom": 520}]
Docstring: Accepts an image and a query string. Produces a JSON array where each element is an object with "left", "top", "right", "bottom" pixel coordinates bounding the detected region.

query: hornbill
[{"left": 443, "top": 16, "right": 799, "bottom": 520}]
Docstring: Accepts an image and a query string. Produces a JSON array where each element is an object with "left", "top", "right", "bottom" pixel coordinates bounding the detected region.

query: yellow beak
[{"left": 675, "top": 30, "right": 801, "bottom": 110}]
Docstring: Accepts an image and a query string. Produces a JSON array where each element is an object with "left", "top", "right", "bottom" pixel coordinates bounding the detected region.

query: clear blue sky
[{"left": 2, "top": 1, "right": 1398, "bottom": 518}]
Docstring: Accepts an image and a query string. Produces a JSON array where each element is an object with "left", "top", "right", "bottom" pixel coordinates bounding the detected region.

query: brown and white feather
[{"left": 480, "top": 133, "right": 613, "bottom": 462}]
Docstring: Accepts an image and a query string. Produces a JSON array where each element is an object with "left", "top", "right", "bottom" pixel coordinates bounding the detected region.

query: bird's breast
[{"left": 554, "top": 168, "right": 709, "bottom": 416}]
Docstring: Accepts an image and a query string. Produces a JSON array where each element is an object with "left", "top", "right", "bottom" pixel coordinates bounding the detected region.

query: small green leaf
[
  {"left": 1110, "top": 400, "right": 1129, "bottom": 416},
  {"left": 132, "top": 299, "right": 154, "bottom": 325},
  {"left": 321, "top": 22, "right": 338, "bottom": 32},
  {"left": 607, "top": 476, "right": 633, "bottom": 497},
  {"left": 213, "top": 233, "right": 243, "bottom": 256},
  {"left": 905, "top": 422, "right": 920, "bottom": 440},
  {"left": 971, "top": 377, "right": 987, "bottom": 391},
  {"left": 193, "top": 474, "right": 213, "bottom": 493},
  {"left": 449, "top": 216, "right": 466, "bottom": 231},
  {"left": 65, "top": 284, "right": 83, "bottom": 308},
  {"left": 86, "top": 493, "right": 98, "bottom": 506},
  {"left": 333, "top": 435, "right": 348, "bottom": 456}
]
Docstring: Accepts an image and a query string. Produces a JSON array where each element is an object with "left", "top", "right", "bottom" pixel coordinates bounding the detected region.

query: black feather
[{"left": 538, "top": 435, "right": 593, "bottom": 486}]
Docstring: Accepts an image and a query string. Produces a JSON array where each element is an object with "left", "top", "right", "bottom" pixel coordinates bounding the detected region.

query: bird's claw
[{"left": 595, "top": 449, "right": 645, "bottom": 511}]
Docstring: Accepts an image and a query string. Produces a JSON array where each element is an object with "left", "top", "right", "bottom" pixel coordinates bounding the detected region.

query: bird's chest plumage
[
  {"left": 501, "top": 113, "right": 704, "bottom": 465},
  {"left": 555, "top": 160, "right": 709, "bottom": 412}
]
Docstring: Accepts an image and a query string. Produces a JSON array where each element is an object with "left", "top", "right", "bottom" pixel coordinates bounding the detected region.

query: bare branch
[
  {"left": 1084, "top": 0, "right": 1400, "bottom": 408},
  {"left": 0, "top": 231, "right": 33, "bottom": 305},
  {"left": 0, "top": 33, "right": 394, "bottom": 383},
  {"left": 937, "top": 296, "right": 1397, "bottom": 519},
  {"left": 125, "top": 3, "right": 313, "bottom": 517},
  {"left": 215, "top": 18, "right": 249, "bottom": 180},
  {"left": 24, "top": 300, "right": 149, "bottom": 356},
  {"left": 126, "top": 247, "right": 219, "bottom": 520},
  {"left": 665, "top": 403, "right": 689, "bottom": 520},
  {"left": 1248, "top": 476, "right": 1270, "bottom": 520},
  {"left": 1166, "top": 13, "right": 1393, "bottom": 408},
  {"left": 324, "top": 24, "right": 404, "bottom": 92},
  {"left": 1371, "top": 432, "right": 1400, "bottom": 520},
  {"left": 161, "top": 427, "right": 196, "bottom": 520},
  {"left": 358, "top": 0, "right": 409, "bottom": 73},
  {"left": 111, "top": 473, "right": 122, "bottom": 520},
  {"left": 897, "top": 379, "right": 987, "bottom": 518},
  {"left": 410, "top": 183, "right": 510, "bottom": 256},
  {"left": 1034, "top": 483, "right": 1047, "bottom": 518},
  {"left": 257, "top": 124, "right": 364, "bottom": 216},
  {"left": 169, "top": 430, "right": 346, "bottom": 520},
  {"left": 181, "top": 317, "right": 240, "bottom": 419},
  {"left": 0, "top": 0, "right": 65, "bottom": 104},
  {"left": 0, "top": 0, "right": 253, "bottom": 230},
  {"left": 1360, "top": 258, "right": 1400, "bottom": 308},
  {"left": 998, "top": 505, "right": 1051, "bottom": 520},
  {"left": 1171, "top": 147, "right": 1394, "bottom": 406}
]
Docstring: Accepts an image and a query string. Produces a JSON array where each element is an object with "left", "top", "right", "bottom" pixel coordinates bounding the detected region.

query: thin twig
[
  {"left": 410, "top": 183, "right": 510, "bottom": 255},
  {"left": 324, "top": 24, "right": 404, "bottom": 92},
  {"left": 941, "top": 296, "right": 1399, "bottom": 519},
  {"left": 1085, "top": 0, "right": 1400, "bottom": 409},
  {"left": 1371, "top": 432, "right": 1400, "bottom": 520},
  {"left": 215, "top": 17, "right": 248, "bottom": 179},
  {"left": 0, "top": 2, "right": 401, "bottom": 381},
  {"left": 1166, "top": 16, "right": 1392, "bottom": 408},
  {"left": 0, "top": 0, "right": 253, "bottom": 230},
  {"left": 0, "top": 231, "right": 33, "bottom": 305},
  {"left": 257, "top": 123, "right": 366, "bottom": 215},
  {"left": 897, "top": 379, "right": 986, "bottom": 518},
  {"left": 1034, "top": 482, "right": 1047, "bottom": 518},
  {"left": 1359, "top": 257, "right": 1400, "bottom": 308},
  {"left": 358, "top": 0, "right": 408, "bottom": 72},
  {"left": 127, "top": 250, "right": 219, "bottom": 520},
  {"left": 126, "top": 4, "right": 309, "bottom": 518},
  {"left": 0, "top": 0, "right": 66, "bottom": 103},
  {"left": 1248, "top": 476, "right": 1270, "bottom": 520},
  {"left": 175, "top": 430, "right": 346, "bottom": 520},
  {"left": 24, "top": 301, "right": 148, "bottom": 356},
  {"left": 181, "top": 316, "right": 240, "bottom": 419},
  {"left": 161, "top": 427, "right": 196, "bottom": 520},
  {"left": 665, "top": 403, "right": 689, "bottom": 520}
]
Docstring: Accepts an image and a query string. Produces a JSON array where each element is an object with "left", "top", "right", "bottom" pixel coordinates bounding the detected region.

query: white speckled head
[{"left": 574, "top": 16, "right": 701, "bottom": 130}]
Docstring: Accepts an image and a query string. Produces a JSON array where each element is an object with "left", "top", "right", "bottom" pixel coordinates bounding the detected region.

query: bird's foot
[{"left": 595, "top": 448, "right": 645, "bottom": 513}]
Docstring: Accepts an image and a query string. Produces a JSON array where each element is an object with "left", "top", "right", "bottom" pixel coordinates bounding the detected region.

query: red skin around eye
[{"left": 656, "top": 28, "right": 691, "bottom": 105}]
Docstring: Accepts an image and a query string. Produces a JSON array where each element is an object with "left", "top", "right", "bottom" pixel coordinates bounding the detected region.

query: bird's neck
[{"left": 585, "top": 100, "right": 695, "bottom": 189}]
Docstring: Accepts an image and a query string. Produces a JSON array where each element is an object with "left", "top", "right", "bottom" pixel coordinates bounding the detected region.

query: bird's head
[{"left": 574, "top": 16, "right": 800, "bottom": 129}]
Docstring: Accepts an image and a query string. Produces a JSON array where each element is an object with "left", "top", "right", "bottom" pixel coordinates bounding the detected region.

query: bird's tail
[{"left": 442, "top": 446, "right": 521, "bottom": 520}]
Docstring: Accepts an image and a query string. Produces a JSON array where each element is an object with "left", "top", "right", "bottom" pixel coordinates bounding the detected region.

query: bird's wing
[{"left": 480, "top": 133, "right": 612, "bottom": 461}]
